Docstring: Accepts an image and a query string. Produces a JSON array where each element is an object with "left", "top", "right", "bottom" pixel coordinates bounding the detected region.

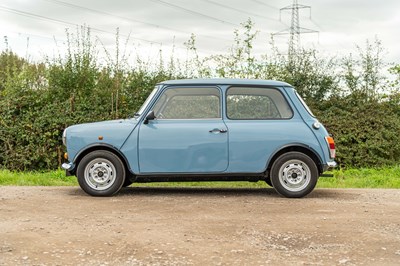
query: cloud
[{"left": 1, "top": 0, "right": 399, "bottom": 63}]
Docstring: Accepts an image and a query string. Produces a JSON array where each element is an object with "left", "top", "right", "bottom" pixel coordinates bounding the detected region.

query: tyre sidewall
[
  {"left": 271, "top": 152, "right": 318, "bottom": 198},
  {"left": 77, "top": 150, "right": 126, "bottom": 196},
  {"left": 265, "top": 177, "right": 273, "bottom": 187},
  {"left": 122, "top": 178, "right": 133, "bottom": 187}
]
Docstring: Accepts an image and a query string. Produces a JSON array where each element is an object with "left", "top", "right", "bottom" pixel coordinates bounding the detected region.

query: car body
[{"left": 62, "top": 79, "right": 336, "bottom": 198}]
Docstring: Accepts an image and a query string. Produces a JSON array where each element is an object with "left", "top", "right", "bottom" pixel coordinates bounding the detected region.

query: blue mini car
[{"left": 62, "top": 79, "right": 336, "bottom": 198}]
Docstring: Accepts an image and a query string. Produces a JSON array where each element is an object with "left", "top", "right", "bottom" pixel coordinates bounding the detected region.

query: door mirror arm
[{"left": 144, "top": 110, "right": 156, "bottom": 124}]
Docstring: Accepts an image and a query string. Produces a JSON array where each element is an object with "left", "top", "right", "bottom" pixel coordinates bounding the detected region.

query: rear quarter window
[{"left": 226, "top": 87, "right": 293, "bottom": 119}]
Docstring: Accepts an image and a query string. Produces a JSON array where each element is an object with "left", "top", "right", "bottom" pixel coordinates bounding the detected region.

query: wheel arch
[
  {"left": 266, "top": 145, "right": 324, "bottom": 176},
  {"left": 71, "top": 144, "right": 133, "bottom": 176}
]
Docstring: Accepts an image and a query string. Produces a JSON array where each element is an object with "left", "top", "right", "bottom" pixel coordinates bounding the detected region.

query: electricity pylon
[{"left": 273, "top": 0, "right": 318, "bottom": 63}]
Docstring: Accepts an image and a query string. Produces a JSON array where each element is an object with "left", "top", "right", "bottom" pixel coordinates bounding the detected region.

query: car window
[
  {"left": 226, "top": 87, "right": 293, "bottom": 119},
  {"left": 136, "top": 87, "right": 158, "bottom": 117},
  {"left": 153, "top": 87, "right": 221, "bottom": 119}
]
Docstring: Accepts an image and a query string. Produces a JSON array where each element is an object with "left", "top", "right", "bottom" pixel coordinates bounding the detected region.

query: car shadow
[
  {"left": 68, "top": 186, "right": 346, "bottom": 199},
  {"left": 117, "top": 186, "right": 344, "bottom": 199},
  {"left": 119, "top": 186, "right": 276, "bottom": 197}
]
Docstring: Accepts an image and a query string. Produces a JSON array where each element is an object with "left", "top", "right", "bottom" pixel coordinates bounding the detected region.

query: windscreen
[{"left": 135, "top": 86, "right": 158, "bottom": 117}]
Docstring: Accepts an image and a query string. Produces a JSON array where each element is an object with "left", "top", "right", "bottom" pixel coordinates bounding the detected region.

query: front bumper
[{"left": 61, "top": 162, "right": 75, "bottom": 176}]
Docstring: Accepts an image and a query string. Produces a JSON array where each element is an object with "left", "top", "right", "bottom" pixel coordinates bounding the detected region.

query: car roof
[{"left": 158, "top": 78, "right": 292, "bottom": 87}]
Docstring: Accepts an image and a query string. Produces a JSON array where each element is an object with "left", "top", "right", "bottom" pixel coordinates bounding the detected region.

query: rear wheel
[
  {"left": 270, "top": 152, "right": 318, "bottom": 198},
  {"left": 122, "top": 178, "right": 133, "bottom": 187},
  {"left": 77, "top": 150, "right": 126, "bottom": 196}
]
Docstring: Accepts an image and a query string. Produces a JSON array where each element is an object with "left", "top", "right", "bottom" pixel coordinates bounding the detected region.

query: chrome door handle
[{"left": 209, "top": 128, "right": 228, "bottom": 133}]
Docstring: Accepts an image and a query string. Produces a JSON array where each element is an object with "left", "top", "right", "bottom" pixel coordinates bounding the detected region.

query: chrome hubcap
[
  {"left": 84, "top": 158, "right": 116, "bottom": 190},
  {"left": 278, "top": 159, "right": 311, "bottom": 192}
]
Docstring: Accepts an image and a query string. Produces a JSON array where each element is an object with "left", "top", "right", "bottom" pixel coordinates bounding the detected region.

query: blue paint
[{"left": 63, "top": 79, "right": 336, "bottom": 176}]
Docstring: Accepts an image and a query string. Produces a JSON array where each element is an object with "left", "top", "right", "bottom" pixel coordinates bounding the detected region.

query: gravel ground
[{"left": 0, "top": 186, "right": 399, "bottom": 265}]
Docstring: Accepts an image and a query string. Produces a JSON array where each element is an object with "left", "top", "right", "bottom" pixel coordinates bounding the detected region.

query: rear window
[{"left": 226, "top": 87, "right": 293, "bottom": 119}]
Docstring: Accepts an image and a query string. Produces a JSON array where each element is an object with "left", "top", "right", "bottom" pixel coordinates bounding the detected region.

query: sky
[{"left": 1, "top": 0, "right": 400, "bottom": 64}]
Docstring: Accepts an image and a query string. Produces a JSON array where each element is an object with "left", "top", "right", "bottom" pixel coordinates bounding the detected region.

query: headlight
[{"left": 62, "top": 129, "right": 67, "bottom": 146}]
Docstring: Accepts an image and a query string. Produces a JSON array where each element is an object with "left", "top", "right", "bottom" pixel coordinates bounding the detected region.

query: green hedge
[
  {"left": 315, "top": 93, "right": 400, "bottom": 167},
  {"left": 0, "top": 26, "right": 399, "bottom": 170}
]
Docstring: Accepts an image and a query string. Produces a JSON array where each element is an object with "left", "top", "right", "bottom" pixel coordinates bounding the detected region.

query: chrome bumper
[
  {"left": 61, "top": 162, "right": 73, "bottom": 171},
  {"left": 323, "top": 161, "right": 337, "bottom": 171},
  {"left": 327, "top": 161, "right": 337, "bottom": 168},
  {"left": 61, "top": 162, "right": 75, "bottom": 176}
]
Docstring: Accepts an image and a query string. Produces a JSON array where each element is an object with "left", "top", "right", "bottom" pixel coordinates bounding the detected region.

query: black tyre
[
  {"left": 270, "top": 152, "right": 318, "bottom": 198},
  {"left": 265, "top": 177, "right": 273, "bottom": 187},
  {"left": 77, "top": 150, "right": 126, "bottom": 196},
  {"left": 122, "top": 178, "right": 133, "bottom": 187}
]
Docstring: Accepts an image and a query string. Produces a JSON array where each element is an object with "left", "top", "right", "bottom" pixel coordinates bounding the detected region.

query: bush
[
  {"left": 0, "top": 29, "right": 174, "bottom": 170},
  {"left": 0, "top": 23, "right": 399, "bottom": 170},
  {"left": 316, "top": 93, "right": 400, "bottom": 167}
]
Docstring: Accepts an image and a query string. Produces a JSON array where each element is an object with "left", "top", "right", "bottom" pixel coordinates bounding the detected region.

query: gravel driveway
[{"left": 0, "top": 187, "right": 399, "bottom": 265}]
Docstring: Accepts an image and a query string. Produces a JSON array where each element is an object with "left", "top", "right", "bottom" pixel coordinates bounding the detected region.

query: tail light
[{"left": 325, "top": 136, "right": 336, "bottom": 158}]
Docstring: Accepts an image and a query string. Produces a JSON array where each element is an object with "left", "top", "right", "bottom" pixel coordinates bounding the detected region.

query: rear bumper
[{"left": 323, "top": 161, "right": 337, "bottom": 171}]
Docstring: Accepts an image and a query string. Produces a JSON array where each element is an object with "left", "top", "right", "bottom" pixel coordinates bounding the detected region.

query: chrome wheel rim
[
  {"left": 84, "top": 158, "right": 116, "bottom": 190},
  {"left": 278, "top": 159, "right": 311, "bottom": 192}
]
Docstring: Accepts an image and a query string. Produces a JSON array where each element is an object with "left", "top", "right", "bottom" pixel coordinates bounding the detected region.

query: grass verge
[
  {"left": 0, "top": 169, "right": 77, "bottom": 186},
  {"left": 0, "top": 166, "right": 399, "bottom": 188},
  {"left": 316, "top": 167, "right": 400, "bottom": 188}
]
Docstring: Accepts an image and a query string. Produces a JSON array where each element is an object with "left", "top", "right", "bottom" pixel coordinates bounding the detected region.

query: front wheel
[
  {"left": 270, "top": 152, "right": 318, "bottom": 198},
  {"left": 77, "top": 150, "right": 126, "bottom": 196}
]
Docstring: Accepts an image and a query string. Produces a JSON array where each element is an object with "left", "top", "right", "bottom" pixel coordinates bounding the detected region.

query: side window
[
  {"left": 226, "top": 87, "right": 293, "bottom": 119},
  {"left": 153, "top": 87, "right": 221, "bottom": 119}
]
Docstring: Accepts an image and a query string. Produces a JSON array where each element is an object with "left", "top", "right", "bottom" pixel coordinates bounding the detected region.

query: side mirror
[{"left": 144, "top": 110, "right": 156, "bottom": 124}]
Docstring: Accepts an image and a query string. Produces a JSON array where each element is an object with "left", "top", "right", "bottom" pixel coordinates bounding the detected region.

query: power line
[
  {"left": 200, "top": 0, "right": 281, "bottom": 23},
  {"left": 148, "top": 0, "right": 239, "bottom": 27},
  {"left": 252, "top": 0, "right": 315, "bottom": 27},
  {"left": 309, "top": 18, "right": 323, "bottom": 31},
  {"left": 0, "top": 5, "right": 161, "bottom": 44},
  {"left": 43, "top": 0, "right": 231, "bottom": 42},
  {"left": 43, "top": 0, "right": 177, "bottom": 32},
  {"left": 3, "top": 30, "right": 66, "bottom": 43},
  {"left": 250, "top": 0, "right": 279, "bottom": 10}
]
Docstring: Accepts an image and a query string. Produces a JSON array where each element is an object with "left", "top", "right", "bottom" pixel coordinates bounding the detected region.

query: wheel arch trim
[
  {"left": 265, "top": 144, "right": 324, "bottom": 174},
  {"left": 71, "top": 143, "right": 134, "bottom": 175}
]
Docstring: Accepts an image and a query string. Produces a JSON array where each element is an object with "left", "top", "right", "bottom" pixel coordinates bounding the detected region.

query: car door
[
  {"left": 224, "top": 86, "right": 305, "bottom": 173},
  {"left": 138, "top": 86, "right": 228, "bottom": 173}
]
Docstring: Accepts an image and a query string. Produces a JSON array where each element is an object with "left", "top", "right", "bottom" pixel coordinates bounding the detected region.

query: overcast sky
[{"left": 1, "top": 0, "right": 400, "bottom": 64}]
